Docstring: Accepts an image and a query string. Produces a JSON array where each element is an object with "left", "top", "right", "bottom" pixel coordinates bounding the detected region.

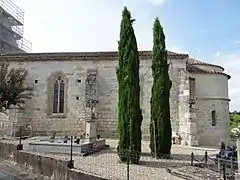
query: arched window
[
  {"left": 53, "top": 76, "right": 65, "bottom": 114},
  {"left": 47, "top": 72, "right": 67, "bottom": 117}
]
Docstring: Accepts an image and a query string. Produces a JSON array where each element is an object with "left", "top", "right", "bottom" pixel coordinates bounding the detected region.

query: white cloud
[
  {"left": 234, "top": 40, "right": 240, "bottom": 44},
  {"left": 215, "top": 51, "right": 221, "bottom": 57},
  {"left": 147, "top": 0, "right": 167, "bottom": 5},
  {"left": 167, "top": 46, "right": 189, "bottom": 54},
  {"left": 212, "top": 53, "right": 240, "bottom": 111},
  {"left": 14, "top": 0, "right": 157, "bottom": 52}
]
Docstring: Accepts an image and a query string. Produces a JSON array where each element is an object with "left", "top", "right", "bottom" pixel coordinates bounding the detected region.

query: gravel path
[{"left": 0, "top": 138, "right": 219, "bottom": 180}]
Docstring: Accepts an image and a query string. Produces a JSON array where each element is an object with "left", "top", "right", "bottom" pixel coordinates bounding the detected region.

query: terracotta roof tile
[
  {"left": 187, "top": 58, "right": 224, "bottom": 70},
  {"left": 187, "top": 64, "right": 230, "bottom": 79},
  {"left": 0, "top": 51, "right": 189, "bottom": 62}
]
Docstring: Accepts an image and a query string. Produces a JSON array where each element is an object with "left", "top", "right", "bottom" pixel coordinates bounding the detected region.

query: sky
[{"left": 13, "top": 0, "right": 240, "bottom": 111}]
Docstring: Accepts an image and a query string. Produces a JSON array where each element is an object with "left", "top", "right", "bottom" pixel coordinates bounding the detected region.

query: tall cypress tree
[
  {"left": 150, "top": 18, "right": 172, "bottom": 157},
  {"left": 116, "top": 7, "right": 143, "bottom": 164}
]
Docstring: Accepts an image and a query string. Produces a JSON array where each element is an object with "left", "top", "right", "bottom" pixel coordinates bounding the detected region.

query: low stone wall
[{"left": 0, "top": 141, "right": 108, "bottom": 180}]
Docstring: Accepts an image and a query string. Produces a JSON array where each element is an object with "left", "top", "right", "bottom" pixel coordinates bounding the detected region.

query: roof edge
[
  {"left": 187, "top": 58, "right": 224, "bottom": 71},
  {"left": 0, "top": 50, "right": 189, "bottom": 61},
  {"left": 187, "top": 64, "right": 230, "bottom": 79}
]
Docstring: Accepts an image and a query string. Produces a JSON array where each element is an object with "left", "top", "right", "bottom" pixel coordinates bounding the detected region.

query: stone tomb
[
  {"left": 28, "top": 121, "right": 109, "bottom": 155},
  {"left": 28, "top": 138, "right": 106, "bottom": 155}
]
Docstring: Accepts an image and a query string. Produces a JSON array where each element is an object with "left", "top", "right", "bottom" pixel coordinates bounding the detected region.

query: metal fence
[
  {"left": 0, "top": 123, "right": 238, "bottom": 180},
  {"left": 191, "top": 151, "right": 237, "bottom": 180}
]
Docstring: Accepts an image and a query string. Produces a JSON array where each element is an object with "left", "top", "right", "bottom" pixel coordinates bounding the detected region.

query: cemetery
[
  {"left": 28, "top": 133, "right": 108, "bottom": 156},
  {"left": 29, "top": 120, "right": 109, "bottom": 156},
  {"left": 0, "top": 4, "right": 236, "bottom": 180},
  {"left": 2, "top": 135, "right": 240, "bottom": 180}
]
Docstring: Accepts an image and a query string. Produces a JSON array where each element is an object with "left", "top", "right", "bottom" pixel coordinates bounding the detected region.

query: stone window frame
[
  {"left": 189, "top": 77, "right": 196, "bottom": 100},
  {"left": 47, "top": 71, "right": 68, "bottom": 118},
  {"left": 176, "top": 68, "right": 183, "bottom": 76},
  {"left": 211, "top": 110, "right": 216, "bottom": 126}
]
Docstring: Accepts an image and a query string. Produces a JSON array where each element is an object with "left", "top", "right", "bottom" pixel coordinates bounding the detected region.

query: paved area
[
  {"left": 0, "top": 161, "right": 38, "bottom": 180},
  {"left": 0, "top": 138, "right": 220, "bottom": 180}
]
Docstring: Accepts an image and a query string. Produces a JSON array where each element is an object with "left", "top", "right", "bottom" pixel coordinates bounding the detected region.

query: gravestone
[
  {"left": 63, "top": 135, "right": 68, "bottom": 143},
  {"left": 74, "top": 138, "right": 80, "bottom": 144},
  {"left": 85, "top": 120, "right": 97, "bottom": 142},
  {"left": 50, "top": 132, "right": 56, "bottom": 143}
]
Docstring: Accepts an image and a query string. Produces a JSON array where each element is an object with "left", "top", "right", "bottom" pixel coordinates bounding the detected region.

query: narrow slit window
[
  {"left": 212, "top": 110, "right": 216, "bottom": 126},
  {"left": 59, "top": 81, "right": 65, "bottom": 113},
  {"left": 53, "top": 80, "right": 59, "bottom": 113},
  {"left": 189, "top": 77, "right": 196, "bottom": 99}
]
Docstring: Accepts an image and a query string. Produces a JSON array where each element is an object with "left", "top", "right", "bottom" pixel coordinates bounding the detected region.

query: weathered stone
[{"left": 0, "top": 52, "right": 230, "bottom": 147}]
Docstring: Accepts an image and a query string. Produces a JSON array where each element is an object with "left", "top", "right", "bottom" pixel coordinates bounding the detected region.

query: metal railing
[
  {"left": 191, "top": 151, "right": 237, "bottom": 180},
  {"left": 0, "top": 0, "right": 24, "bottom": 25}
]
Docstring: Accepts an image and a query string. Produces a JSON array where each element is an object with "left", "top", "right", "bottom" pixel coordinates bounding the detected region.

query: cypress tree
[
  {"left": 116, "top": 7, "right": 143, "bottom": 164},
  {"left": 150, "top": 18, "right": 172, "bottom": 157}
]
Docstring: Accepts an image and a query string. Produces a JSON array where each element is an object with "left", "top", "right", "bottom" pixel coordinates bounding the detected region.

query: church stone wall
[
  {"left": 8, "top": 60, "right": 119, "bottom": 137},
  {"left": 1, "top": 52, "right": 231, "bottom": 148},
  {"left": 194, "top": 74, "right": 229, "bottom": 99},
  {"left": 7, "top": 58, "right": 231, "bottom": 147},
  {"left": 195, "top": 98, "right": 230, "bottom": 146},
  {"left": 8, "top": 57, "right": 185, "bottom": 139},
  {"left": 140, "top": 59, "right": 185, "bottom": 139},
  {"left": 193, "top": 73, "right": 230, "bottom": 147},
  {"left": 94, "top": 61, "right": 118, "bottom": 137}
]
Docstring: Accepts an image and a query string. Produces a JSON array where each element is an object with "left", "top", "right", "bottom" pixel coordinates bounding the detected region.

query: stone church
[{"left": 0, "top": 51, "right": 231, "bottom": 147}]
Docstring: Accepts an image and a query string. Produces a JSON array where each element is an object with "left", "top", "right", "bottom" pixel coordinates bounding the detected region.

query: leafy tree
[
  {"left": 229, "top": 111, "right": 240, "bottom": 131},
  {"left": 149, "top": 18, "right": 172, "bottom": 157},
  {"left": 116, "top": 7, "right": 143, "bottom": 164},
  {"left": 230, "top": 112, "right": 240, "bottom": 137},
  {"left": 230, "top": 113, "right": 240, "bottom": 127},
  {"left": 0, "top": 62, "right": 33, "bottom": 112}
]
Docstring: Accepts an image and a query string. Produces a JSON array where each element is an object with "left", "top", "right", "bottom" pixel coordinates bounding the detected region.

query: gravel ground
[
  {"left": 171, "top": 166, "right": 222, "bottom": 180},
  {"left": 0, "top": 138, "right": 220, "bottom": 180}
]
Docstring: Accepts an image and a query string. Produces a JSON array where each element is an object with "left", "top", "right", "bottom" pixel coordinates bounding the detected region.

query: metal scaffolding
[{"left": 0, "top": 0, "right": 32, "bottom": 53}]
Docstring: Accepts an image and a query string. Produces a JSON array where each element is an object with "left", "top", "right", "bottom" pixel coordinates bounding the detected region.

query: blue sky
[{"left": 14, "top": 0, "right": 240, "bottom": 111}]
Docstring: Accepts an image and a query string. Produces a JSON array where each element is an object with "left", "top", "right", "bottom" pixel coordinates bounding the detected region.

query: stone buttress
[{"left": 178, "top": 70, "right": 199, "bottom": 146}]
